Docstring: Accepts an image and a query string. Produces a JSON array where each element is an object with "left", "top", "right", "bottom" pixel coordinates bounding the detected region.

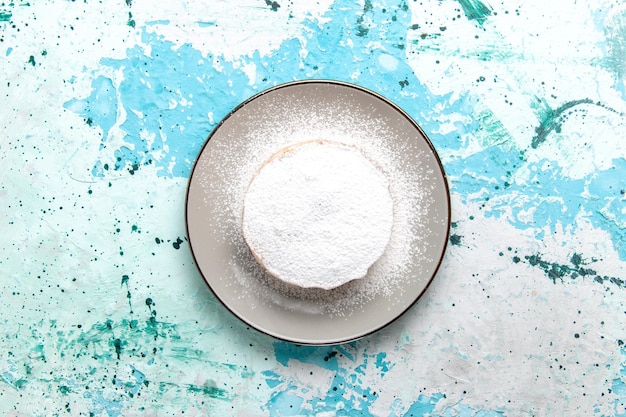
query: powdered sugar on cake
[{"left": 242, "top": 141, "right": 394, "bottom": 290}]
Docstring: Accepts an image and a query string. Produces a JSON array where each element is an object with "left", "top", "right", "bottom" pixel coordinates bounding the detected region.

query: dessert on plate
[{"left": 242, "top": 140, "right": 394, "bottom": 290}]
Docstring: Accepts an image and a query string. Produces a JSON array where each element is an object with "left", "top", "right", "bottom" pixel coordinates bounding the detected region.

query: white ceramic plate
[{"left": 186, "top": 80, "right": 450, "bottom": 345}]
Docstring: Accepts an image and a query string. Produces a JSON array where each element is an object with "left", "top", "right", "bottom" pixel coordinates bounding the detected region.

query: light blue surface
[{"left": 2, "top": 0, "right": 626, "bottom": 415}]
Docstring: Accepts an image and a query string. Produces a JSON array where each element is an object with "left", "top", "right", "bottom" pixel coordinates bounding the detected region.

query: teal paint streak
[
  {"left": 520, "top": 252, "right": 625, "bottom": 288},
  {"left": 265, "top": 0, "right": 280, "bottom": 12},
  {"left": 184, "top": 381, "right": 229, "bottom": 399},
  {"left": 56, "top": 317, "right": 242, "bottom": 376},
  {"left": 456, "top": 0, "right": 492, "bottom": 25},
  {"left": 409, "top": 40, "right": 522, "bottom": 63},
  {"left": 121, "top": 275, "right": 133, "bottom": 314},
  {"left": 152, "top": 380, "right": 230, "bottom": 399},
  {"left": 356, "top": 0, "right": 373, "bottom": 37},
  {"left": 87, "top": 317, "right": 250, "bottom": 374},
  {"left": 530, "top": 98, "right": 621, "bottom": 149},
  {"left": 113, "top": 338, "right": 122, "bottom": 359},
  {"left": 0, "top": 10, "right": 11, "bottom": 22},
  {"left": 111, "top": 372, "right": 230, "bottom": 401},
  {"left": 196, "top": 20, "right": 216, "bottom": 28},
  {"left": 127, "top": 12, "right": 135, "bottom": 28}
]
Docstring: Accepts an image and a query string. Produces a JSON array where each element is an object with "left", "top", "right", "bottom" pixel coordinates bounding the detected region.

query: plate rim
[{"left": 185, "top": 79, "right": 451, "bottom": 345}]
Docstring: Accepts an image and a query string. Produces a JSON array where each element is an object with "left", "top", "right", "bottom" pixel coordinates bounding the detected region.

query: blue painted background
[{"left": 1, "top": 0, "right": 625, "bottom": 415}]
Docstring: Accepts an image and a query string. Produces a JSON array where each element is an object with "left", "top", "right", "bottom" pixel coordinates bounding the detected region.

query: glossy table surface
[{"left": 1, "top": 0, "right": 625, "bottom": 415}]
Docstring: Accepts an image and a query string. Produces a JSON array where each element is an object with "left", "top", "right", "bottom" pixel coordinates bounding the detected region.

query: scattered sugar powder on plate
[{"left": 198, "top": 91, "right": 437, "bottom": 317}]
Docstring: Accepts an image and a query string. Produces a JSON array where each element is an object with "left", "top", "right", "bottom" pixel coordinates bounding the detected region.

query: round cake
[{"left": 241, "top": 140, "right": 394, "bottom": 290}]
